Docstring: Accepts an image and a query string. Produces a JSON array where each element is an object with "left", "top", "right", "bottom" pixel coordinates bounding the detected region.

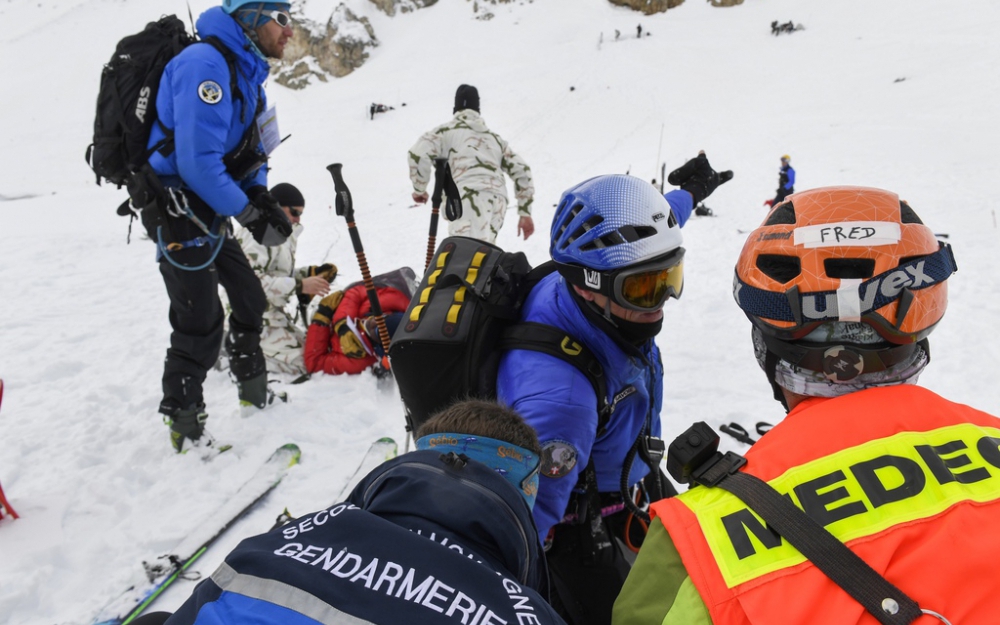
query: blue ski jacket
[
  {"left": 165, "top": 451, "right": 564, "bottom": 625},
  {"left": 147, "top": 7, "right": 270, "bottom": 217},
  {"left": 496, "top": 189, "right": 689, "bottom": 543},
  {"left": 664, "top": 188, "right": 693, "bottom": 227},
  {"left": 780, "top": 164, "right": 796, "bottom": 190}
]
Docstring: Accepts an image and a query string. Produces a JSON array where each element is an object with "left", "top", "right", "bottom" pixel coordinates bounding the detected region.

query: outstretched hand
[{"left": 412, "top": 192, "right": 429, "bottom": 204}]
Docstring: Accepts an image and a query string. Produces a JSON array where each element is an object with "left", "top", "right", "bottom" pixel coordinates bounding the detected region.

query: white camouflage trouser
[
  {"left": 447, "top": 191, "right": 508, "bottom": 244},
  {"left": 260, "top": 324, "right": 307, "bottom": 376}
]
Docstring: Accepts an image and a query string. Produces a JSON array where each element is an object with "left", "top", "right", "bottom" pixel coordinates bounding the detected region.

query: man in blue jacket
[
  {"left": 145, "top": 1, "right": 295, "bottom": 453},
  {"left": 770, "top": 153, "right": 795, "bottom": 206},
  {"left": 136, "top": 400, "right": 565, "bottom": 625},
  {"left": 496, "top": 154, "right": 730, "bottom": 625}
]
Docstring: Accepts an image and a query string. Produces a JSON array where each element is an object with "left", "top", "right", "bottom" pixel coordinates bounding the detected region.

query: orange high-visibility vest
[{"left": 652, "top": 385, "right": 1000, "bottom": 624}]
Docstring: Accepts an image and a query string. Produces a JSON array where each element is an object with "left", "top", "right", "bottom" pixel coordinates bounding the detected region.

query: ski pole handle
[
  {"left": 327, "top": 163, "right": 354, "bottom": 220},
  {"left": 325, "top": 163, "right": 391, "bottom": 356},
  {"left": 426, "top": 159, "right": 448, "bottom": 271}
]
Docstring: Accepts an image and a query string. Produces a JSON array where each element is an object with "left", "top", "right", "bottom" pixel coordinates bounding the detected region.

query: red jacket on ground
[{"left": 303, "top": 285, "right": 410, "bottom": 375}]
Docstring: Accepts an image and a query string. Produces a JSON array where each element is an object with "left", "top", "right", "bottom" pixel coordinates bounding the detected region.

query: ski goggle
[
  {"left": 415, "top": 434, "right": 540, "bottom": 509},
  {"left": 288, "top": 207, "right": 303, "bottom": 217},
  {"left": 609, "top": 249, "right": 685, "bottom": 312},
  {"left": 265, "top": 10, "right": 292, "bottom": 27}
]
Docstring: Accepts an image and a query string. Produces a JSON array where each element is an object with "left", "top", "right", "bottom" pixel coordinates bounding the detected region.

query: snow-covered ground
[{"left": 1, "top": 0, "right": 998, "bottom": 622}]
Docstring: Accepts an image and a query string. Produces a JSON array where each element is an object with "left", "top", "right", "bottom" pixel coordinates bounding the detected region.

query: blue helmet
[
  {"left": 222, "top": 0, "right": 289, "bottom": 15},
  {"left": 551, "top": 174, "right": 683, "bottom": 270},
  {"left": 551, "top": 175, "right": 685, "bottom": 310}
]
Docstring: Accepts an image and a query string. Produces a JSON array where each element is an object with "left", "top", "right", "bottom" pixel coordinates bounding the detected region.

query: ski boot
[
  {"left": 237, "top": 373, "right": 288, "bottom": 418},
  {"left": 162, "top": 403, "right": 228, "bottom": 455}
]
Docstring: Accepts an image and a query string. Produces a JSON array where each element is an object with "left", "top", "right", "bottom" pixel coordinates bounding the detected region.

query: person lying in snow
[{"left": 303, "top": 269, "right": 415, "bottom": 375}]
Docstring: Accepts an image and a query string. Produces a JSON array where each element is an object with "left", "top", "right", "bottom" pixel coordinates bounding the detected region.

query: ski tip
[{"left": 274, "top": 443, "right": 303, "bottom": 467}]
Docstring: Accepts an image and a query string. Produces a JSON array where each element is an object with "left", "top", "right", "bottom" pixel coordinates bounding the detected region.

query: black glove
[
  {"left": 667, "top": 153, "right": 733, "bottom": 206},
  {"left": 237, "top": 186, "right": 293, "bottom": 246}
]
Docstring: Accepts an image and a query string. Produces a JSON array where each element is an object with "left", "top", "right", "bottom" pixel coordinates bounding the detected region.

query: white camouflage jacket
[
  {"left": 408, "top": 110, "right": 534, "bottom": 216},
  {"left": 235, "top": 223, "right": 308, "bottom": 330}
]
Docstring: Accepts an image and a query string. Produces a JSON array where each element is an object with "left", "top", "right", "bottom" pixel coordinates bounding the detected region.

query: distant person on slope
[
  {"left": 303, "top": 269, "right": 415, "bottom": 375},
  {"left": 408, "top": 84, "right": 536, "bottom": 244},
  {"left": 233, "top": 183, "right": 337, "bottom": 376},
  {"left": 143, "top": 400, "right": 565, "bottom": 625},
  {"left": 140, "top": 0, "right": 296, "bottom": 453},
  {"left": 767, "top": 154, "right": 795, "bottom": 207},
  {"left": 611, "top": 188, "right": 998, "bottom": 625}
]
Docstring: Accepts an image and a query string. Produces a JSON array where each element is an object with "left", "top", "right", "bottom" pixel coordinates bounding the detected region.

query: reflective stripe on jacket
[{"left": 648, "top": 385, "right": 1000, "bottom": 625}]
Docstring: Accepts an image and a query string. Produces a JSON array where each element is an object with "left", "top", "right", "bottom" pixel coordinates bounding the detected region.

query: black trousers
[
  {"left": 545, "top": 510, "right": 635, "bottom": 625},
  {"left": 773, "top": 185, "right": 793, "bottom": 205},
  {"left": 158, "top": 235, "right": 266, "bottom": 413},
  {"left": 130, "top": 612, "right": 171, "bottom": 625}
]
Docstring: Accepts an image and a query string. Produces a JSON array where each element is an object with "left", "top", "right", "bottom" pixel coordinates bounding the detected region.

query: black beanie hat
[
  {"left": 270, "top": 183, "right": 305, "bottom": 208},
  {"left": 454, "top": 84, "right": 480, "bottom": 113}
]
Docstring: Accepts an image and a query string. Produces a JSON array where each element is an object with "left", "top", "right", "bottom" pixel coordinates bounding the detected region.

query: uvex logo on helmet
[{"left": 799, "top": 260, "right": 934, "bottom": 320}]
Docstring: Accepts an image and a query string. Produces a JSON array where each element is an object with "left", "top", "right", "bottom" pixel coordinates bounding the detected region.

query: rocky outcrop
[
  {"left": 368, "top": 0, "right": 438, "bottom": 17},
  {"left": 708, "top": 0, "right": 744, "bottom": 6},
  {"left": 607, "top": 0, "right": 684, "bottom": 15},
  {"left": 272, "top": 5, "right": 377, "bottom": 89}
]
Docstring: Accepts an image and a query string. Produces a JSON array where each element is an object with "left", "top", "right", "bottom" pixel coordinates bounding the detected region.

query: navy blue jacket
[
  {"left": 165, "top": 451, "right": 564, "bottom": 625},
  {"left": 147, "top": 7, "right": 270, "bottom": 216}
]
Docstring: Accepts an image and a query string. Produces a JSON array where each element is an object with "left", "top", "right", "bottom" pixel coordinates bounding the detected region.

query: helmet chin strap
[{"left": 602, "top": 296, "right": 616, "bottom": 326}]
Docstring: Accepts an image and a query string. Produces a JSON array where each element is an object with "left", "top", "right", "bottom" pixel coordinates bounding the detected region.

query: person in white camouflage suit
[
  {"left": 233, "top": 183, "right": 337, "bottom": 376},
  {"left": 408, "top": 84, "right": 536, "bottom": 243}
]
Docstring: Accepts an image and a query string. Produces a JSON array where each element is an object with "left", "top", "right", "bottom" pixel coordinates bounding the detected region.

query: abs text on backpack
[{"left": 390, "top": 236, "right": 610, "bottom": 435}]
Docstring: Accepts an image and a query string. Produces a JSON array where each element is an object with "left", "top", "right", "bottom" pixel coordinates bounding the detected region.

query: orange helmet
[{"left": 734, "top": 187, "right": 957, "bottom": 389}]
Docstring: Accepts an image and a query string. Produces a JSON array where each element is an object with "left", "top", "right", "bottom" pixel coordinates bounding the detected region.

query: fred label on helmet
[{"left": 794, "top": 221, "right": 901, "bottom": 247}]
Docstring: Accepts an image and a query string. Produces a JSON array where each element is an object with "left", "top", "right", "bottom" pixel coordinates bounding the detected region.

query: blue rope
[{"left": 157, "top": 217, "right": 225, "bottom": 272}]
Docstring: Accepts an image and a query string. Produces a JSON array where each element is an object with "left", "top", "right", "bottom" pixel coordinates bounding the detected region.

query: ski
[
  {"left": 336, "top": 437, "right": 398, "bottom": 501},
  {"left": 91, "top": 443, "right": 301, "bottom": 625}
]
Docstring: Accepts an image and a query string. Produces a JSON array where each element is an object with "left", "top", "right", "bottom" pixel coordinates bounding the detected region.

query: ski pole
[
  {"left": 426, "top": 158, "right": 448, "bottom": 272},
  {"left": 326, "top": 164, "right": 392, "bottom": 359}
]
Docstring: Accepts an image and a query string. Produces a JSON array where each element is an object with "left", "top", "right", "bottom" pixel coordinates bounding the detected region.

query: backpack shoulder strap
[
  {"left": 200, "top": 36, "right": 244, "bottom": 117},
  {"left": 524, "top": 260, "right": 558, "bottom": 292},
  {"left": 686, "top": 442, "right": 924, "bottom": 625},
  {"left": 498, "top": 322, "right": 613, "bottom": 435}
]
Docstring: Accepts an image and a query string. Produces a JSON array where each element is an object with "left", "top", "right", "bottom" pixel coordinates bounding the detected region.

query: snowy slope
[{"left": 1, "top": 0, "right": 998, "bottom": 622}]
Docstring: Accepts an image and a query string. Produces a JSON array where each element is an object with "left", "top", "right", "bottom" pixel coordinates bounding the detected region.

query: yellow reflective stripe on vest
[{"left": 678, "top": 423, "right": 1000, "bottom": 588}]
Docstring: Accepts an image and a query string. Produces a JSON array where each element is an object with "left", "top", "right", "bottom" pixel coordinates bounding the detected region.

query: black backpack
[
  {"left": 85, "top": 15, "right": 240, "bottom": 190},
  {"left": 389, "top": 237, "right": 611, "bottom": 435}
]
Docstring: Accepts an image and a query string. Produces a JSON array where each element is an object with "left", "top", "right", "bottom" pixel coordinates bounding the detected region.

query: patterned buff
[
  {"left": 773, "top": 322, "right": 931, "bottom": 398},
  {"left": 415, "top": 434, "right": 540, "bottom": 509}
]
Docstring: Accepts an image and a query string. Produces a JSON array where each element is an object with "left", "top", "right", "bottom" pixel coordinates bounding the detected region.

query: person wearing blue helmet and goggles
[{"left": 496, "top": 153, "right": 732, "bottom": 625}]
